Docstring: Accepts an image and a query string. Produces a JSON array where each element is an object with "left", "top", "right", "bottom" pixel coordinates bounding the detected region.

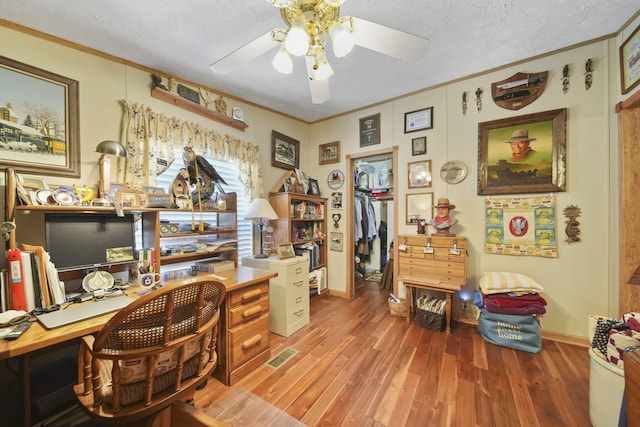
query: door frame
[{"left": 346, "top": 145, "right": 398, "bottom": 299}]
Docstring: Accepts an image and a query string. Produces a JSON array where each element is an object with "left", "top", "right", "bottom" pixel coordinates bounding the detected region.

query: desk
[
  {"left": 0, "top": 267, "right": 276, "bottom": 427},
  {"left": 397, "top": 235, "right": 467, "bottom": 334},
  {"left": 400, "top": 276, "right": 462, "bottom": 334}
]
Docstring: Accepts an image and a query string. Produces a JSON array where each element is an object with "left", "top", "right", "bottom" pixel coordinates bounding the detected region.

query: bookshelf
[{"left": 268, "top": 191, "right": 327, "bottom": 273}]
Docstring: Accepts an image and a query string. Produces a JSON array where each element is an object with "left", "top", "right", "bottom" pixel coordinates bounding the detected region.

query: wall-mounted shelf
[{"left": 151, "top": 87, "right": 248, "bottom": 132}]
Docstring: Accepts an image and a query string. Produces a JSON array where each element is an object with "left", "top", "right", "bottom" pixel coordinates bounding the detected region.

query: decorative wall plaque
[{"left": 491, "top": 71, "right": 548, "bottom": 110}]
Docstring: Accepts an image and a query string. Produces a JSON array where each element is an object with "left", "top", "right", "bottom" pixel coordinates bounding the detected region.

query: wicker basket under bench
[{"left": 397, "top": 235, "right": 467, "bottom": 333}]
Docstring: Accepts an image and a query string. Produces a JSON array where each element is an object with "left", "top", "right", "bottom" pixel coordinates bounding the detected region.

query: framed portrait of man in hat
[{"left": 477, "top": 108, "right": 567, "bottom": 195}]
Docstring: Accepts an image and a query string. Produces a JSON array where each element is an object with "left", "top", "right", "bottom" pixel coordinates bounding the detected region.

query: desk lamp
[
  {"left": 91, "top": 140, "right": 128, "bottom": 207},
  {"left": 245, "top": 198, "right": 278, "bottom": 258}
]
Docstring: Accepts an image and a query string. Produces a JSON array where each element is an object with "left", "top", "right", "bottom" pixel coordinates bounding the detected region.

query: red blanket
[{"left": 483, "top": 292, "right": 547, "bottom": 315}]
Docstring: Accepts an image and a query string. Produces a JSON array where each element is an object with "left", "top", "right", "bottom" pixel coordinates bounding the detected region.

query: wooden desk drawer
[
  {"left": 228, "top": 281, "right": 269, "bottom": 307},
  {"left": 228, "top": 294, "right": 269, "bottom": 329},
  {"left": 399, "top": 259, "right": 465, "bottom": 274},
  {"left": 400, "top": 268, "right": 464, "bottom": 284},
  {"left": 401, "top": 248, "right": 464, "bottom": 261},
  {"left": 399, "top": 254, "right": 464, "bottom": 266},
  {"left": 229, "top": 313, "right": 269, "bottom": 368}
]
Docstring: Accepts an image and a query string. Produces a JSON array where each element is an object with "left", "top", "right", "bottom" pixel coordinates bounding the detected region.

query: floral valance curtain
[{"left": 118, "top": 100, "right": 264, "bottom": 199}]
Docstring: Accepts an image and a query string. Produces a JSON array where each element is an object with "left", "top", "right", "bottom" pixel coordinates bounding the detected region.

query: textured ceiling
[{"left": 0, "top": 1, "right": 638, "bottom": 122}]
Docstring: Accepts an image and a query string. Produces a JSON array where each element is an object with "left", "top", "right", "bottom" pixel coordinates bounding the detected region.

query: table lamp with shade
[
  {"left": 91, "top": 140, "right": 128, "bottom": 207},
  {"left": 245, "top": 198, "right": 278, "bottom": 258}
]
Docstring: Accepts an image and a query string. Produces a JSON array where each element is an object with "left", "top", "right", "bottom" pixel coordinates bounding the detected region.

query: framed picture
[
  {"left": 404, "top": 107, "right": 433, "bottom": 133},
  {"left": 276, "top": 243, "right": 296, "bottom": 259},
  {"left": 146, "top": 193, "right": 173, "bottom": 208},
  {"left": 406, "top": 192, "right": 434, "bottom": 224},
  {"left": 109, "top": 182, "right": 125, "bottom": 200},
  {"left": 319, "top": 141, "right": 340, "bottom": 165},
  {"left": 359, "top": 113, "right": 380, "bottom": 147},
  {"left": 307, "top": 178, "right": 321, "bottom": 196},
  {"left": 17, "top": 175, "right": 47, "bottom": 190},
  {"left": 116, "top": 189, "right": 140, "bottom": 208},
  {"left": 411, "top": 136, "right": 427, "bottom": 156},
  {"left": 144, "top": 186, "right": 165, "bottom": 194},
  {"left": 271, "top": 130, "right": 300, "bottom": 170},
  {"left": 477, "top": 108, "right": 567, "bottom": 195},
  {"left": 408, "top": 160, "right": 432, "bottom": 188},
  {"left": 330, "top": 232, "right": 343, "bottom": 252},
  {"left": 620, "top": 24, "right": 640, "bottom": 94},
  {"left": 330, "top": 191, "right": 343, "bottom": 210},
  {"left": 0, "top": 55, "right": 80, "bottom": 177}
]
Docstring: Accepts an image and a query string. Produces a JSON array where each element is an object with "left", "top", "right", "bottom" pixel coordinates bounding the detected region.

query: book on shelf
[
  {"left": 21, "top": 243, "right": 61, "bottom": 306},
  {"left": 20, "top": 251, "right": 39, "bottom": 312},
  {"left": 0, "top": 269, "right": 7, "bottom": 312},
  {"left": 294, "top": 242, "right": 320, "bottom": 270},
  {"left": 7, "top": 249, "right": 27, "bottom": 311}
]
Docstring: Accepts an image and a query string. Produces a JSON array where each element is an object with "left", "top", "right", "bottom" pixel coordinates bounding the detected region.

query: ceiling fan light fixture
[
  {"left": 284, "top": 16, "right": 310, "bottom": 56},
  {"left": 312, "top": 53, "right": 334, "bottom": 80},
  {"left": 273, "top": 46, "right": 293, "bottom": 74},
  {"left": 329, "top": 18, "right": 354, "bottom": 58}
]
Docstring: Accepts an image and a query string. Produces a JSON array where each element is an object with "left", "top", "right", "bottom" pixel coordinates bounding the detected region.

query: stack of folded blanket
[
  {"left": 591, "top": 312, "right": 640, "bottom": 368},
  {"left": 474, "top": 272, "right": 545, "bottom": 353},
  {"left": 476, "top": 271, "right": 547, "bottom": 316}
]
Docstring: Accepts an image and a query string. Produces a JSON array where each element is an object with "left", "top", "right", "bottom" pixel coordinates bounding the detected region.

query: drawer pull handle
[
  {"left": 242, "top": 334, "right": 262, "bottom": 350},
  {"left": 241, "top": 288, "right": 263, "bottom": 301},
  {"left": 296, "top": 296, "right": 302, "bottom": 303},
  {"left": 294, "top": 309, "right": 304, "bottom": 316},
  {"left": 294, "top": 280, "right": 304, "bottom": 287},
  {"left": 242, "top": 305, "right": 262, "bottom": 318},
  {"left": 296, "top": 267, "right": 302, "bottom": 274}
]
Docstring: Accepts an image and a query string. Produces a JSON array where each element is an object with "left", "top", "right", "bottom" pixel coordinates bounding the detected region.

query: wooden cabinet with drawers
[
  {"left": 397, "top": 235, "right": 467, "bottom": 333},
  {"left": 214, "top": 267, "right": 274, "bottom": 385},
  {"left": 242, "top": 255, "right": 310, "bottom": 337}
]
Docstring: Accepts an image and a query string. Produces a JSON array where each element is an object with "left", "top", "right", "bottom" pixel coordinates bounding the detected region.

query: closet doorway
[{"left": 346, "top": 146, "right": 398, "bottom": 298}]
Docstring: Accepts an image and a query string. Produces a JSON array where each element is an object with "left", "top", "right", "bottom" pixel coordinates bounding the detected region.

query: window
[{"left": 156, "top": 154, "right": 253, "bottom": 261}]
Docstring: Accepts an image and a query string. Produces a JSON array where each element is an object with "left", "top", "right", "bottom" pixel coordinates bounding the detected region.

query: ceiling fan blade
[
  {"left": 210, "top": 32, "right": 279, "bottom": 74},
  {"left": 351, "top": 17, "right": 429, "bottom": 62},
  {"left": 305, "top": 56, "right": 330, "bottom": 104}
]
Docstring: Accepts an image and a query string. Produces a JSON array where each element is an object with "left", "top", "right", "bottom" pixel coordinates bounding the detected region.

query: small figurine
[
  {"left": 215, "top": 96, "right": 228, "bottom": 115},
  {"left": 417, "top": 219, "right": 426, "bottom": 234},
  {"left": 585, "top": 59, "right": 593, "bottom": 91},
  {"left": 151, "top": 74, "right": 167, "bottom": 90},
  {"left": 168, "top": 76, "right": 177, "bottom": 93},
  {"left": 462, "top": 91, "right": 468, "bottom": 115},
  {"left": 475, "top": 88, "right": 483, "bottom": 112},
  {"left": 563, "top": 205, "right": 582, "bottom": 243},
  {"left": 562, "top": 64, "right": 570, "bottom": 94},
  {"left": 430, "top": 198, "right": 458, "bottom": 236}
]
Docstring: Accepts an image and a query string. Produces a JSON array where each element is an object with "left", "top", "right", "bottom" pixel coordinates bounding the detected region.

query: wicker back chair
[{"left": 73, "top": 278, "right": 226, "bottom": 425}]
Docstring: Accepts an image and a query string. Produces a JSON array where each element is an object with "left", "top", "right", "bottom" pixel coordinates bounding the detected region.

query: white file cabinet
[{"left": 241, "top": 256, "right": 310, "bottom": 337}]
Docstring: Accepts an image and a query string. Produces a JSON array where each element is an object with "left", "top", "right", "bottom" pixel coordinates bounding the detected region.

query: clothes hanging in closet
[
  {"left": 379, "top": 220, "right": 387, "bottom": 267},
  {"left": 354, "top": 193, "right": 378, "bottom": 259}
]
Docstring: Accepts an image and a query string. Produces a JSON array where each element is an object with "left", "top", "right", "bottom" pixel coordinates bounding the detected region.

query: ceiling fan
[{"left": 209, "top": 0, "right": 429, "bottom": 104}]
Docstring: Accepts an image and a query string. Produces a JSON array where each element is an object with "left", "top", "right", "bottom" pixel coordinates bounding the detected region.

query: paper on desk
[{"left": 46, "top": 258, "right": 65, "bottom": 305}]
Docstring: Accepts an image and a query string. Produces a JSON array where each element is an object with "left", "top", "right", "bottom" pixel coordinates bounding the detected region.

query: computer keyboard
[{"left": 35, "top": 295, "right": 134, "bottom": 329}]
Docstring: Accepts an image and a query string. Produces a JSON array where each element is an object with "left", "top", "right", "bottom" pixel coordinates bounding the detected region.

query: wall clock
[
  {"left": 440, "top": 160, "right": 468, "bottom": 184},
  {"left": 232, "top": 107, "right": 244, "bottom": 121}
]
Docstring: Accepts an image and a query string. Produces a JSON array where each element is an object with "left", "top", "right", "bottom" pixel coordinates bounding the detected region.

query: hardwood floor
[{"left": 194, "top": 280, "right": 592, "bottom": 426}]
